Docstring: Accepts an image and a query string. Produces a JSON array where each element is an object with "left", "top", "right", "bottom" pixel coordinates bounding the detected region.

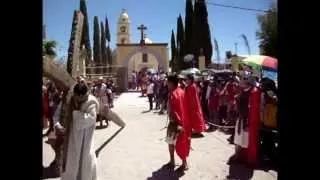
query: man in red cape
[
  {"left": 165, "top": 75, "right": 191, "bottom": 171},
  {"left": 185, "top": 74, "right": 205, "bottom": 136},
  {"left": 230, "top": 76, "right": 261, "bottom": 167}
]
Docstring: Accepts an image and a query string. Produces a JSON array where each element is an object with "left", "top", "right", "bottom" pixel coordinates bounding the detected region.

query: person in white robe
[
  {"left": 94, "top": 77, "right": 109, "bottom": 127},
  {"left": 61, "top": 83, "right": 99, "bottom": 180}
]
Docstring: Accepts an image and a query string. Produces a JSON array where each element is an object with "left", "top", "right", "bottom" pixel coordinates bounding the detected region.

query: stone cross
[{"left": 137, "top": 24, "right": 147, "bottom": 44}]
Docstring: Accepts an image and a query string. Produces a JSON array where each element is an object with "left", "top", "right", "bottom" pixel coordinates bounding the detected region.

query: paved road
[{"left": 43, "top": 92, "right": 277, "bottom": 180}]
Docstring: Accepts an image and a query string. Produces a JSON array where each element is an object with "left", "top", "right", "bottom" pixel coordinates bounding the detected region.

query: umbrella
[
  {"left": 201, "top": 69, "right": 214, "bottom": 76},
  {"left": 262, "top": 69, "right": 277, "bottom": 82},
  {"left": 182, "top": 67, "right": 200, "bottom": 74},
  {"left": 242, "top": 55, "right": 277, "bottom": 71}
]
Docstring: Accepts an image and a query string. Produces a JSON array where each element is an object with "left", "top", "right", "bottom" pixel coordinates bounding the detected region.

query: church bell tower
[{"left": 117, "top": 9, "right": 131, "bottom": 44}]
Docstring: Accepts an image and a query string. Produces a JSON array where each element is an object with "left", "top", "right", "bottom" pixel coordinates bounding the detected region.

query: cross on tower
[{"left": 137, "top": 24, "right": 147, "bottom": 44}]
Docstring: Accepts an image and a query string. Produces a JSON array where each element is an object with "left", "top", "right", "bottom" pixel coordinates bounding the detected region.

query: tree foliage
[
  {"left": 107, "top": 46, "right": 112, "bottom": 65},
  {"left": 177, "top": 15, "right": 187, "bottom": 71},
  {"left": 79, "top": 0, "right": 92, "bottom": 64},
  {"left": 256, "top": 3, "right": 277, "bottom": 59},
  {"left": 170, "top": 30, "right": 177, "bottom": 72},
  {"left": 67, "top": 10, "right": 78, "bottom": 75},
  {"left": 100, "top": 21, "right": 107, "bottom": 73},
  {"left": 194, "top": 0, "right": 213, "bottom": 67},
  {"left": 184, "top": 0, "right": 194, "bottom": 55},
  {"left": 43, "top": 40, "right": 57, "bottom": 58},
  {"left": 93, "top": 16, "right": 101, "bottom": 74},
  {"left": 105, "top": 16, "right": 111, "bottom": 43}
]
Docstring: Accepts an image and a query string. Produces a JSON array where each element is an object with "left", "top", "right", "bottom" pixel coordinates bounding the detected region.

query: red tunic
[
  {"left": 208, "top": 87, "right": 220, "bottom": 111},
  {"left": 185, "top": 83, "right": 205, "bottom": 133},
  {"left": 240, "top": 87, "right": 261, "bottom": 165},
  {"left": 226, "top": 83, "right": 236, "bottom": 103},
  {"left": 169, "top": 87, "right": 191, "bottom": 160}
]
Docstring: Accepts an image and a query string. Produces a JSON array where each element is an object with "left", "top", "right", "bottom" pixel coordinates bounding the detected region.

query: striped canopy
[{"left": 242, "top": 55, "right": 277, "bottom": 71}]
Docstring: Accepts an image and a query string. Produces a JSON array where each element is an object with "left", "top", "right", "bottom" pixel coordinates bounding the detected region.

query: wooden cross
[{"left": 137, "top": 24, "right": 147, "bottom": 44}]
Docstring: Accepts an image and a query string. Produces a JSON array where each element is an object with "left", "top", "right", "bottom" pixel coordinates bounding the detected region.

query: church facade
[{"left": 113, "top": 9, "right": 169, "bottom": 79}]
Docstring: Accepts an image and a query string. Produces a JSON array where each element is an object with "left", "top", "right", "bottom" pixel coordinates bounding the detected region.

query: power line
[{"left": 205, "top": 1, "right": 269, "bottom": 13}]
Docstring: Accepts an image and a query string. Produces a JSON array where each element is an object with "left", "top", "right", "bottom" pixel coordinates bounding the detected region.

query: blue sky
[{"left": 43, "top": 0, "right": 273, "bottom": 63}]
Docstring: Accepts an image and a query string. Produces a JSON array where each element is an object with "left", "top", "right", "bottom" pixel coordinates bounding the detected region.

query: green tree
[
  {"left": 256, "top": 3, "right": 277, "bottom": 59},
  {"left": 170, "top": 30, "right": 177, "bottom": 72},
  {"left": 105, "top": 15, "right": 112, "bottom": 67},
  {"left": 100, "top": 21, "right": 107, "bottom": 73},
  {"left": 79, "top": 0, "right": 92, "bottom": 64},
  {"left": 93, "top": 16, "right": 101, "bottom": 74},
  {"left": 106, "top": 46, "right": 112, "bottom": 65},
  {"left": 67, "top": 11, "right": 78, "bottom": 74},
  {"left": 194, "top": 0, "right": 213, "bottom": 67},
  {"left": 105, "top": 15, "right": 111, "bottom": 43},
  {"left": 184, "top": 0, "right": 194, "bottom": 56},
  {"left": 177, "top": 14, "right": 187, "bottom": 71},
  {"left": 43, "top": 40, "right": 57, "bottom": 58}
]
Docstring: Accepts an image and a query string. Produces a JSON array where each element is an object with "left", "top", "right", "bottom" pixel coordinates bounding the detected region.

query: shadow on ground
[
  {"left": 226, "top": 155, "right": 278, "bottom": 180},
  {"left": 257, "top": 158, "right": 278, "bottom": 172},
  {"left": 226, "top": 163, "right": 254, "bottom": 180},
  {"left": 95, "top": 124, "right": 108, "bottom": 130},
  {"left": 42, "top": 165, "right": 60, "bottom": 179},
  {"left": 142, "top": 110, "right": 151, "bottom": 113},
  {"left": 147, "top": 164, "right": 186, "bottom": 180},
  {"left": 191, "top": 132, "right": 205, "bottom": 139},
  {"left": 95, "top": 127, "right": 125, "bottom": 158}
]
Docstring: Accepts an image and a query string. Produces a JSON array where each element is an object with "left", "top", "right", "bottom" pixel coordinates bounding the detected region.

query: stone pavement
[{"left": 43, "top": 92, "right": 277, "bottom": 180}]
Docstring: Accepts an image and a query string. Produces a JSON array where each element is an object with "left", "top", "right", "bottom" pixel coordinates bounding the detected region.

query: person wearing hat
[
  {"left": 229, "top": 76, "right": 261, "bottom": 167},
  {"left": 185, "top": 74, "right": 206, "bottom": 137}
]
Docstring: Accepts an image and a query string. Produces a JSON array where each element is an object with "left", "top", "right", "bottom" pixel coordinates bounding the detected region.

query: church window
[
  {"left": 121, "top": 38, "right": 126, "bottom": 44},
  {"left": 120, "top": 26, "right": 126, "bottom": 33},
  {"left": 142, "top": 53, "right": 148, "bottom": 63}
]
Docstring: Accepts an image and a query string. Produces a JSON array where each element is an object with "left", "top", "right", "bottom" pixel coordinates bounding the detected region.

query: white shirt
[
  {"left": 95, "top": 83, "right": 107, "bottom": 97},
  {"left": 147, "top": 83, "right": 154, "bottom": 94},
  {"left": 206, "top": 86, "right": 212, "bottom": 100},
  {"left": 53, "top": 102, "right": 62, "bottom": 128}
]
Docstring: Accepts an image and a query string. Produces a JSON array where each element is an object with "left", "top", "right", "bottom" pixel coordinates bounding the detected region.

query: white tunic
[
  {"left": 147, "top": 83, "right": 154, "bottom": 94},
  {"left": 95, "top": 84, "right": 109, "bottom": 115},
  {"left": 234, "top": 119, "right": 249, "bottom": 148},
  {"left": 61, "top": 95, "right": 99, "bottom": 180}
]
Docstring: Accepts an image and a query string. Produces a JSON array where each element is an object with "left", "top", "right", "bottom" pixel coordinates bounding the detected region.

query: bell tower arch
[{"left": 117, "top": 9, "right": 131, "bottom": 44}]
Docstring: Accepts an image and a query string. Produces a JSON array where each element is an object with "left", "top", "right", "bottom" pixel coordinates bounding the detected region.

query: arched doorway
[{"left": 116, "top": 44, "right": 168, "bottom": 91}]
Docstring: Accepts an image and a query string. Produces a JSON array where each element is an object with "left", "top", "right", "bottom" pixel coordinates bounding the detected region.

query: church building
[{"left": 112, "top": 9, "right": 169, "bottom": 78}]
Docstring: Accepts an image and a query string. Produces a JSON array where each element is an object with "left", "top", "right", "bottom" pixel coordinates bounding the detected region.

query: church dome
[
  {"left": 144, "top": 38, "right": 152, "bottom": 44},
  {"left": 119, "top": 9, "right": 130, "bottom": 22}
]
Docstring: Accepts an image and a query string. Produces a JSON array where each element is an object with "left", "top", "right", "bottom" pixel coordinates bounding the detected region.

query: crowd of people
[
  {"left": 42, "top": 68, "right": 278, "bottom": 178},
  {"left": 43, "top": 76, "right": 117, "bottom": 132},
  {"left": 42, "top": 76, "right": 118, "bottom": 179},
  {"left": 138, "top": 68, "right": 278, "bottom": 169}
]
